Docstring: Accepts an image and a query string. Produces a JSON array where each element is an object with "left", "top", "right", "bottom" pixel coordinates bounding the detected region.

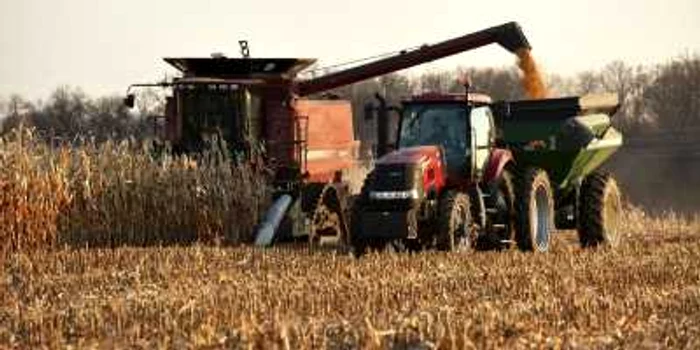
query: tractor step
[{"left": 318, "top": 236, "right": 341, "bottom": 245}]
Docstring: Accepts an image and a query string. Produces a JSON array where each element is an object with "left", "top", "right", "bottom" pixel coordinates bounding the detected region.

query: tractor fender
[{"left": 483, "top": 148, "right": 514, "bottom": 184}]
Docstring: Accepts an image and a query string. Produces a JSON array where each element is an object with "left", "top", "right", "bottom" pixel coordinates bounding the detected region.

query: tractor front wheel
[
  {"left": 436, "top": 191, "right": 474, "bottom": 252},
  {"left": 515, "top": 168, "right": 554, "bottom": 252},
  {"left": 578, "top": 172, "right": 622, "bottom": 248}
]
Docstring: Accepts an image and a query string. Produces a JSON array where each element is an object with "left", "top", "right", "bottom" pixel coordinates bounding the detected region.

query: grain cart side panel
[{"left": 495, "top": 94, "right": 623, "bottom": 195}]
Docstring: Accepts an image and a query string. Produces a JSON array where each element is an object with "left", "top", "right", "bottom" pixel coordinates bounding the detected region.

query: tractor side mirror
[{"left": 124, "top": 94, "right": 135, "bottom": 109}]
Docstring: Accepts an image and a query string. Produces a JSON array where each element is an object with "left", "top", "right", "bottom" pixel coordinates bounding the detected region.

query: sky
[{"left": 1, "top": 0, "right": 699, "bottom": 101}]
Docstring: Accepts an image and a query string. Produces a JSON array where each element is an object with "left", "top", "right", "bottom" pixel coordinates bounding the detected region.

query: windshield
[
  {"left": 177, "top": 84, "right": 250, "bottom": 152},
  {"left": 398, "top": 103, "right": 470, "bottom": 176},
  {"left": 399, "top": 103, "right": 469, "bottom": 154}
]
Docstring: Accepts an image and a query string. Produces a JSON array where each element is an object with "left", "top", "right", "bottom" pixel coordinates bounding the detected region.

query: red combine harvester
[{"left": 124, "top": 22, "right": 534, "bottom": 247}]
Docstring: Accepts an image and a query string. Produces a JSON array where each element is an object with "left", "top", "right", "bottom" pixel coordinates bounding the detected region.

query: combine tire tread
[{"left": 305, "top": 183, "right": 348, "bottom": 247}]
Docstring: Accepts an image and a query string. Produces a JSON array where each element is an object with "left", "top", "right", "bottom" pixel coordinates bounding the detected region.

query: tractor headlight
[{"left": 369, "top": 189, "right": 419, "bottom": 200}]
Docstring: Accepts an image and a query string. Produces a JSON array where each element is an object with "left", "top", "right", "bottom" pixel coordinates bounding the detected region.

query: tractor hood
[{"left": 376, "top": 145, "right": 442, "bottom": 166}]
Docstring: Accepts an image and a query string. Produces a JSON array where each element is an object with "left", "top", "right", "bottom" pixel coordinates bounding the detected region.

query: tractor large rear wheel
[
  {"left": 436, "top": 191, "right": 474, "bottom": 252},
  {"left": 515, "top": 168, "right": 554, "bottom": 252},
  {"left": 578, "top": 172, "right": 622, "bottom": 248},
  {"left": 485, "top": 168, "right": 516, "bottom": 249}
]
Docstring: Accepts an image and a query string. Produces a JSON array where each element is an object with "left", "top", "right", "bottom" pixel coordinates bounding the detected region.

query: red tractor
[{"left": 351, "top": 92, "right": 517, "bottom": 252}]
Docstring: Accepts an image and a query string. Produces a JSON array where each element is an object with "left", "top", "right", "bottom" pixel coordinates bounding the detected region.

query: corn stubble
[{"left": 2, "top": 215, "right": 700, "bottom": 349}]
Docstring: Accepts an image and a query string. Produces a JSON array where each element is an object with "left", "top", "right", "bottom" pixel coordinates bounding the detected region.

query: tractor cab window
[
  {"left": 399, "top": 103, "right": 469, "bottom": 173},
  {"left": 470, "top": 106, "right": 495, "bottom": 175}
]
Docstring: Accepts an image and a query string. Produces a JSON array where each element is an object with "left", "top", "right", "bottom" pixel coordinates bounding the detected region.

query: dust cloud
[{"left": 516, "top": 48, "right": 548, "bottom": 99}]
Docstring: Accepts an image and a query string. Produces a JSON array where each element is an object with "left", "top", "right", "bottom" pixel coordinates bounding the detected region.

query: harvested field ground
[{"left": 2, "top": 214, "right": 700, "bottom": 349}]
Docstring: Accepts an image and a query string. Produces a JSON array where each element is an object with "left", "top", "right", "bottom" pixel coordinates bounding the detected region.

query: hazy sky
[{"left": 1, "top": 0, "right": 698, "bottom": 100}]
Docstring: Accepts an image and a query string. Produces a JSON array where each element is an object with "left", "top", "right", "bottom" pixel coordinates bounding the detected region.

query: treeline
[
  {"left": 1, "top": 55, "right": 699, "bottom": 212},
  {"left": 0, "top": 87, "right": 162, "bottom": 142}
]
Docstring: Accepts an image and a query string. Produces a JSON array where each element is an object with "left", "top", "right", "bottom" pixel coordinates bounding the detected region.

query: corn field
[
  {"left": 1, "top": 128, "right": 700, "bottom": 348},
  {"left": 0, "top": 128, "right": 270, "bottom": 255}
]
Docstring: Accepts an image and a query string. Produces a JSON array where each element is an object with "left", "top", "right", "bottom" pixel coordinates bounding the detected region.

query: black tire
[
  {"left": 578, "top": 172, "right": 622, "bottom": 248},
  {"left": 487, "top": 167, "right": 516, "bottom": 248},
  {"left": 306, "top": 184, "right": 348, "bottom": 248},
  {"left": 515, "top": 168, "right": 554, "bottom": 252},
  {"left": 436, "top": 191, "right": 474, "bottom": 252},
  {"left": 349, "top": 202, "right": 370, "bottom": 256},
  {"left": 349, "top": 174, "right": 379, "bottom": 257}
]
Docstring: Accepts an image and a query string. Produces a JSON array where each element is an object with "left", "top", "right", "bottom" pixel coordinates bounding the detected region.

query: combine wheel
[
  {"left": 305, "top": 184, "right": 349, "bottom": 248},
  {"left": 436, "top": 191, "right": 474, "bottom": 252},
  {"left": 578, "top": 172, "right": 622, "bottom": 248},
  {"left": 515, "top": 168, "right": 554, "bottom": 252}
]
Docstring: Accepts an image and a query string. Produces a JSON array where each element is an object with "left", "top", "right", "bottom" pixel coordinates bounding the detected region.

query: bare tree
[
  {"left": 546, "top": 73, "right": 578, "bottom": 97},
  {"left": 29, "top": 86, "right": 93, "bottom": 140},
  {"left": 417, "top": 71, "right": 454, "bottom": 93},
  {"left": 461, "top": 67, "right": 524, "bottom": 100},
  {"left": 137, "top": 87, "right": 166, "bottom": 117},
  {"left": 377, "top": 73, "right": 412, "bottom": 105},
  {"left": 575, "top": 70, "right": 604, "bottom": 95},
  {"left": 644, "top": 55, "right": 700, "bottom": 132},
  {"left": 598, "top": 61, "right": 652, "bottom": 132},
  {"left": 87, "top": 96, "right": 139, "bottom": 141},
  {"left": 1, "top": 94, "right": 35, "bottom": 134}
]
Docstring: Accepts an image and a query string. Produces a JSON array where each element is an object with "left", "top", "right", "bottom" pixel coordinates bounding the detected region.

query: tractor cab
[{"left": 394, "top": 93, "right": 495, "bottom": 184}]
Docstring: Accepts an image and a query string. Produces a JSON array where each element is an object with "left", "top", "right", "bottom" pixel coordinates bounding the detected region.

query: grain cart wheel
[
  {"left": 578, "top": 172, "right": 622, "bottom": 248},
  {"left": 436, "top": 191, "right": 474, "bottom": 252},
  {"left": 305, "top": 184, "right": 349, "bottom": 248},
  {"left": 515, "top": 168, "right": 554, "bottom": 252}
]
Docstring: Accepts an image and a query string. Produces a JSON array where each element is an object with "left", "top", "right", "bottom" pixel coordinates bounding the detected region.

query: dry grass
[
  {"left": 1, "top": 210, "right": 699, "bottom": 349},
  {"left": 0, "top": 128, "right": 270, "bottom": 255}
]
